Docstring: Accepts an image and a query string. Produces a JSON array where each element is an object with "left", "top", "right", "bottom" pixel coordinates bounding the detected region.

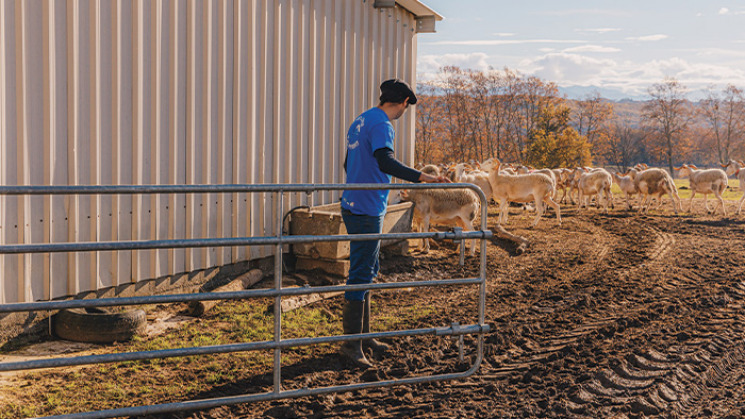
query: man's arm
[{"left": 373, "top": 148, "right": 449, "bottom": 183}]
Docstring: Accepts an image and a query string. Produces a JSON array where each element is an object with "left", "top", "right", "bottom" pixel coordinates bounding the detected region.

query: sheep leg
[
  {"left": 545, "top": 196, "right": 561, "bottom": 225},
  {"left": 421, "top": 214, "right": 431, "bottom": 254},
  {"left": 603, "top": 190, "right": 610, "bottom": 212},
  {"left": 532, "top": 199, "right": 545, "bottom": 227},
  {"left": 600, "top": 190, "right": 608, "bottom": 212},
  {"left": 688, "top": 193, "right": 696, "bottom": 213},
  {"left": 653, "top": 195, "right": 664, "bottom": 210},
  {"left": 641, "top": 194, "right": 652, "bottom": 213},
  {"left": 737, "top": 194, "right": 745, "bottom": 215},
  {"left": 703, "top": 193, "right": 712, "bottom": 213},
  {"left": 498, "top": 198, "right": 509, "bottom": 224},
  {"left": 714, "top": 191, "right": 727, "bottom": 216},
  {"left": 457, "top": 216, "right": 477, "bottom": 256},
  {"left": 667, "top": 190, "right": 678, "bottom": 214}
]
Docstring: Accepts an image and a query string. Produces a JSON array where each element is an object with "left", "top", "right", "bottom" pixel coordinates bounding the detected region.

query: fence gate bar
[{"left": 0, "top": 183, "right": 493, "bottom": 419}]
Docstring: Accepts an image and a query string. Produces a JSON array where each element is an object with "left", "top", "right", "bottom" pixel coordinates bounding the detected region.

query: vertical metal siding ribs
[{"left": 0, "top": 0, "right": 418, "bottom": 304}]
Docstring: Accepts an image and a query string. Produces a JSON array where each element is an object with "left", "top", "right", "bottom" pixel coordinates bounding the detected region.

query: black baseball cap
[{"left": 380, "top": 79, "right": 417, "bottom": 105}]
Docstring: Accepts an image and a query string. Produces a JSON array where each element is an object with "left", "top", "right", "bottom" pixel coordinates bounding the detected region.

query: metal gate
[{"left": 0, "top": 183, "right": 492, "bottom": 419}]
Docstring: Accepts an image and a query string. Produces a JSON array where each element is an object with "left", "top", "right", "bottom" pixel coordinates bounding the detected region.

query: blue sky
[{"left": 416, "top": 1, "right": 745, "bottom": 99}]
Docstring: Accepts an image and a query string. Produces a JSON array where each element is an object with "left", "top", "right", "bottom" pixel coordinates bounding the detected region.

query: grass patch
[
  {"left": 0, "top": 297, "right": 437, "bottom": 418},
  {"left": 674, "top": 178, "right": 741, "bottom": 200},
  {"left": 608, "top": 178, "right": 741, "bottom": 200}
]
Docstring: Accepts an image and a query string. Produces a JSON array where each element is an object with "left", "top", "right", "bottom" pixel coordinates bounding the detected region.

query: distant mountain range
[
  {"left": 559, "top": 85, "right": 712, "bottom": 102},
  {"left": 558, "top": 85, "right": 648, "bottom": 101}
]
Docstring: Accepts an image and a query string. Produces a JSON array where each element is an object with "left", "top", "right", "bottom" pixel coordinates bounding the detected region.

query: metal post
[{"left": 274, "top": 192, "right": 284, "bottom": 393}]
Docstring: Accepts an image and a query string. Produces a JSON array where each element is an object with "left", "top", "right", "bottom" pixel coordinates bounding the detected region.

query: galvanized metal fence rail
[{"left": 0, "top": 183, "right": 492, "bottom": 419}]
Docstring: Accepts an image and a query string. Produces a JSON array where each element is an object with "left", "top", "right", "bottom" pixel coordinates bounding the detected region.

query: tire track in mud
[
  {"left": 486, "top": 218, "right": 678, "bottom": 383},
  {"left": 568, "top": 309, "right": 745, "bottom": 417},
  {"left": 483, "top": 214, "right": 745, "bottom": 418},
  {"left": 555, "top": 218, "right": 745, "bottom": 417}
]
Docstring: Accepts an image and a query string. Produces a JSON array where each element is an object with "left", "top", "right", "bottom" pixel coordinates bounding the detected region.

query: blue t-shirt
[{"left": 341, "top": 107, "right": 395, "bottom": 216}]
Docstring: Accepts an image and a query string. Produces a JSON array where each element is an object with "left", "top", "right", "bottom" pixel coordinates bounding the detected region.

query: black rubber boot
[
  {"left": 341, "top": 300, "right": 372, "bottom": 368},
  {"left": 363, "top": 292, "right": 391, "bottom": 352}
]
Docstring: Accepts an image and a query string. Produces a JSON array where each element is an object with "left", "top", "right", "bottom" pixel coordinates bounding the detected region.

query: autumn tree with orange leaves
[
  {"left": 525, "top": 102, "right": 592, "bottom": 168},
  {"left": 416, "top": 66, "right": 595, "bottom": 167},
  {"left": 642, "top": 77, "right": 694, "bottom": 175},
  {"left": 699, "top": 84, "right": 745, "bottom": 164},
  {"left": 416, "top": 68, "right": 744, "bottom": 170}
]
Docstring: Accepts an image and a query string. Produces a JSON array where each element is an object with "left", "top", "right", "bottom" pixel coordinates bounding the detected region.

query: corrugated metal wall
[{"left": 0, "top": 0, "right": 418, "bottom": 304}]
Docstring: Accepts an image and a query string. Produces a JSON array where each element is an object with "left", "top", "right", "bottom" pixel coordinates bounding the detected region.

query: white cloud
[
  {"left": 518, "top": 53, "right": 745, "bottom": 98},
  {"left": 562, "top": 45, "right": 622, "bottom": 53},
  {"left": 417, "top": 51, "right": 745, "bottom": 99},
  {"left": 626, "top": 34, "right": 668, "bottom": 42},
  {"left": 427, "top": 39, "right": 586, "bottom": 46},
  {"left": 574, "top": 28, "right": 621, "bottom": 34},
  {"left": 417, "top": 53, "right": 492, "bottom": 80},
  {"left": 717, "top": 7, "right": 745, "bottom": 15},
  {"left": 524, "top": 53, "right": 618, "bottom": 86},
  {"left": 539, "top": 48, "right": 556, "bottom": 53},
  {"left": 494, "top": 33, "right": 515, "bottom": 37}
]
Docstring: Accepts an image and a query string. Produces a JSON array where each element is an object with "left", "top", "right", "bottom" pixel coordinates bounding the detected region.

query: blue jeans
[{"left": 342, "top": 209, "right": 384, "bottom": 301}]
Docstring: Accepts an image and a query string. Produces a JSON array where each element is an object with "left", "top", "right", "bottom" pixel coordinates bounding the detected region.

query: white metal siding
[{"left": 0, "top": 0, "right": 419, "bottom": 304}]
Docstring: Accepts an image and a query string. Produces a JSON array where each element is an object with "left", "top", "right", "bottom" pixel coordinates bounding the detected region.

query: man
[{"left": 340, "top": 79, "right": 449, "bottom": 367}]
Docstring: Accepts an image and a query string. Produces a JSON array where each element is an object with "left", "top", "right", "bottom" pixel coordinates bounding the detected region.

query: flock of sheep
[{"left": 397, "top": 158, "right": 745, "bottom": 255}]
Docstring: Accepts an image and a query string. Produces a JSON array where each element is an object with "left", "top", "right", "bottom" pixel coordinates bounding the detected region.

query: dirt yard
[
  {"left": 4, "top": 200, "right": 745, "bottom": 418},
  {"left": 157, "top": 201, "right": 745, "bottom": 419}
]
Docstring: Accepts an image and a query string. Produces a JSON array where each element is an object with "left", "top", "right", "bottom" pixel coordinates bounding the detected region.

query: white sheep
[
  {"left": 612, "top": 171, "right": 638, "bottom": 210},
  {"left": 565, "top": 168, "right": 592, "bottom": 205},
  {"left": 482, "top": 158, "right": 561, "bottom": 227},
  {"left": 577, "top": 168, "right": 614, "bottom": 212},
  {"left": 723, "top": 159, "right": 745, "bottom": 214},
  {"left": 454, "top": 163, "right": 493, "bottom": 201},
  {"left": 674, "top": 164, "right": 728, "bottom": 215},
  {"left": 400, "top": 187, "right": 480, "bottom": 256},
  {"left": 551, "top": 168, "right": 572, "bottom": 204},
  {"left": 420, "top": 164, "right": 441, "bottom": 177},
  {"left": 625, "top": 167, "right": 681, "bottom": 214}
]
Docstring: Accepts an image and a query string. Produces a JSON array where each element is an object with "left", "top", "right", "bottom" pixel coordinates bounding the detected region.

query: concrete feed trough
[{"left": 290, "top": 202, "right": 414, "bottom": 275}]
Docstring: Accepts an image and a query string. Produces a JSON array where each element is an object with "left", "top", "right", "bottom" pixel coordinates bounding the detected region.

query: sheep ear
[
  {"left": 673, "top": 166, "right": 681, "bottom": 171},
  {"left": 721, "top": 163, "right": 729, "bottom": 168},
  {"left": 690, "top": 164, "right": 698, "bottom": 169}
]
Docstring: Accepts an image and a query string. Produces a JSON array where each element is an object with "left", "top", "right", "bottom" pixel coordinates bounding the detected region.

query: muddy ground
[
  {"left": 155, "top": 201, "right": 745, "bottom": 419},
  {"left": 4, "top": 200, "right": 745, "bottom": 418}
]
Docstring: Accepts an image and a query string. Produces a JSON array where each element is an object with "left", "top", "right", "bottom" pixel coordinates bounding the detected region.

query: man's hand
[{"left": 419, "top": 173, "right": 451, "bottom": 183}]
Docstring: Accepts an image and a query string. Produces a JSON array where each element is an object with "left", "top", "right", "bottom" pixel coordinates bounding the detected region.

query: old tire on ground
[{"left": 53, "top": 307, "right": 147, "bottom": 343}]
